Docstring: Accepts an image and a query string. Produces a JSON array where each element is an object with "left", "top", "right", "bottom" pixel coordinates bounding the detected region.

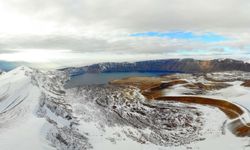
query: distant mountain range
[
  {"left": 62, "top": 58, "right": 250, "bottom": 75},
  {"left": 1, "top": 58, "right": 250, "bottom": 75}
]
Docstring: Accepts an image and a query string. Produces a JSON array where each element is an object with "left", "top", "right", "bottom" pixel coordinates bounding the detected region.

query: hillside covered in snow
[{"left": 0, "top": 66, "right": 250, "bottom": 150}]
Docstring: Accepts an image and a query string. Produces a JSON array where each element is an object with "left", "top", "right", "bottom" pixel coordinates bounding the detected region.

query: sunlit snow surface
[
  {"left": 0, "top": 68, "right": 250, "bottom": 150},
  {"left": 0, "top": 67, "right": 55, "bottom": 150}
]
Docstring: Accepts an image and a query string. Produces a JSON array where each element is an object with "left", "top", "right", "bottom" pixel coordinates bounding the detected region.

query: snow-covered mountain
[
  {"left": 1, "top": 66, "right": 250, "bottom": 150},
  {"left": 0, "top": 66, "right": 91, "bottom": 150}
]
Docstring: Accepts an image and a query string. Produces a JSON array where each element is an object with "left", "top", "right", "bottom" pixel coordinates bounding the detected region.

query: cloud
[
  {"left": 0, "top": 49, "right": 73, "bottom": 62},
  {"left": 0, "top": 0, "right": 249, "bottom": 67},
  {"left": 2, "top": 0, "right": 250, "bottom": 32}
]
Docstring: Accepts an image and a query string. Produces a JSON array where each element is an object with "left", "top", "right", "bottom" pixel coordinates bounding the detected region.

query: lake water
[{"left": 65, "top": 72, "right": 173, "bottom": 88}]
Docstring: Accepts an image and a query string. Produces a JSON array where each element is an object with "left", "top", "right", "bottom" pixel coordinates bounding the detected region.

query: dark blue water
[{"left": 65, "top": 72, "right": 173, "bottom": 88}]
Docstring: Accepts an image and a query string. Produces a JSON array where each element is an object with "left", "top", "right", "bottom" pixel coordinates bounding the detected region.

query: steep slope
[
  {"left": 0, "top": 66, "right": 53, "bottom": 150},
  {"left": 0, "top": 66, "right": 91, "bottom": 150}
]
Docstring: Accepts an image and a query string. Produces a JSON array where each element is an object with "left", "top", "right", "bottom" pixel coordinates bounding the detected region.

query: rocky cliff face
[
  {"left": 64, "top": 59, "right": 250, "bottom": 74},
  {"left": 29, "top": 68, "right": 92, "bottom": 150}
]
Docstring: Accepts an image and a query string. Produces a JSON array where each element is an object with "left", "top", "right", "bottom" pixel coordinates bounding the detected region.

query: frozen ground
[
  {"left": 0, "top": 67, "right": 55, "bottom": 150},
  {"left": 0, "top": 68, "right": 250, "bottom": 149}
]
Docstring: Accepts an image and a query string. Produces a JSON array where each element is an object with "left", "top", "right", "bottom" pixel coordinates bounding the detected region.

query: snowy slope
[
  {"left": 65, "top": 85, "right": 229, "bottom": 150},
  {"left": 0, "top": 66, "right": 55, "bottom": 150},
  {"left": 0, "top": 67, "right": 250, "bottom": 150},
  {"left": 0, "top": 66, "right": 90, "bottom": 150}
]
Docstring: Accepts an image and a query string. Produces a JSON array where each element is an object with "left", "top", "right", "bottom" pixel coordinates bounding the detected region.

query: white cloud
[
  {"left": 0, "top": 49, "right": 73, "bottom": 62},
  {"left": 0, "top": 0, "right": 249, "bottom": 67}
]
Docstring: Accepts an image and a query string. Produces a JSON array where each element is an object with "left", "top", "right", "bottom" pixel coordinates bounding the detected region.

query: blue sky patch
[{"left": 130, "top": 31, "right": 228, "bottom": 43}]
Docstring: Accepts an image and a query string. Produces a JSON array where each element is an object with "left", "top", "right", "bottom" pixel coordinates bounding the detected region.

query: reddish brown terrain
[
  {"left": 110, "top": 75, "right": 250, "bottom": 137},
  {"left": 241, "top": 80, "right": 250, "bottom": 87}
]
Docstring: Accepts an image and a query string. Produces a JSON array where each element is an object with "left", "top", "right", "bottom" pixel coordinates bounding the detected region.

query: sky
[{"left": 0, "top": 0, "right": 250, "bottom": 68}]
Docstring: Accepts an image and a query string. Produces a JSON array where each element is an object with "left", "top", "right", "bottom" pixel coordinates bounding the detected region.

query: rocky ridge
[{"left": 62, "top": 59, "right": 250, "bottom": 75}]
